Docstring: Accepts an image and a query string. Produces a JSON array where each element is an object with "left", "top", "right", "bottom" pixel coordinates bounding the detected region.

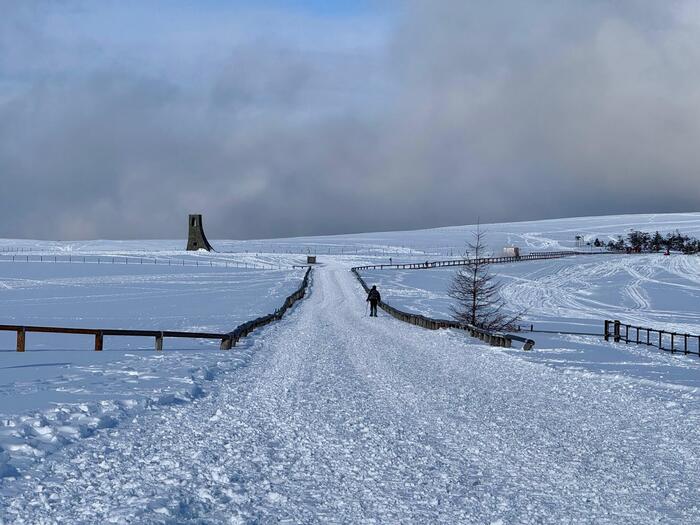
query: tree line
[{"left": 592, "top": 230, "right": 700, "bottom": 254}]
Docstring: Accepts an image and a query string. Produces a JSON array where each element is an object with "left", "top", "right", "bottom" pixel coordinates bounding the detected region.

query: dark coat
[{"left": 367, "top": 289, "right": 381, "bottom": 304}]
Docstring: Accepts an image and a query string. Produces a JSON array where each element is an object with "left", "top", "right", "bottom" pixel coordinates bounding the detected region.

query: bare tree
[{"left": 448, "top": 226, "right": 523, "bottom": 331}]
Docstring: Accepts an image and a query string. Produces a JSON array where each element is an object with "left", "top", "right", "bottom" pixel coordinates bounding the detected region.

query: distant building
[{"left": 503, "top": 246, "right": 520, "bottom": 257}]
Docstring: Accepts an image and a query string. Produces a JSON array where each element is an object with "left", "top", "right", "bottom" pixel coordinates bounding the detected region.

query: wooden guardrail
[
  {"left": 1, "top": 267, "right": 312, "bottom": 352},
  {"left": 220, "top": 267, "right": 312, "bottom": 349},
  {"left": 351, "top": 268, "right": 534, "bottom": 350},
  {"left": 604, "top": 319, "right": 700, "bottom": 357},
  {"left": 351, "top": 250, "right": 602, "bottom": 271}
]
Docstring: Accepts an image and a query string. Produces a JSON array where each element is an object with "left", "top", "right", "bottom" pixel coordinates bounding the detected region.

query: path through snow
[{"left": 1, "top": 262, "right": 699, "bottom": 523}]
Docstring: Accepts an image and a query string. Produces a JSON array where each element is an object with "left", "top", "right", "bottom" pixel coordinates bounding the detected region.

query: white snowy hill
[
  {"left": 5, "top": 211, "right": 700, "bottom": 255},
  {"left": 1, "top": 212, "right": 699, "bottom": 523}
]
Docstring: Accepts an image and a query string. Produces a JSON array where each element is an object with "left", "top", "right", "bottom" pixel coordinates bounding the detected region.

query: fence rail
[
  {"left": 0, "top": 253, "right": 298, "bottom": 270},
  {"left": 604, "top": 319, "right": 700, "bottom": 357},
  {"left": 351, "top": 250, "right": 604, "bottom": 271},
  {"left": 1, "top": 267, "right": 312, "bottom": 352},
  {"left": 221, "top": 267, "right": 312, "bottom": 349},
  {"left": 351, "top": 269, "right": 534, "bottom": 350}
]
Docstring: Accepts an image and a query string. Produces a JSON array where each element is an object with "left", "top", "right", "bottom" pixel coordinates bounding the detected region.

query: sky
[{"left": 1, "top": 0, "right": 700, "bottom": 240}]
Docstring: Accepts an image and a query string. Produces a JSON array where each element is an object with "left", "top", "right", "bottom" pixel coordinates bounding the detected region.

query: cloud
[
  {"left": 386, "top": 0, "right": 700, "bottom": 219},
  {"left": 1, "top": 1, "right": 699, "bottom": 240}
]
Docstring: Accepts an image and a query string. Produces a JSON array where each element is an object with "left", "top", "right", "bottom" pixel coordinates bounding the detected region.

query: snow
[
  {"left": 209, "top": 211, "right": 700, "bottom": 257},
  {"left": 361, "top": 252, "right": 700, "bottom": 390},
  {"left": 1, "top": 213, "right": 700, "bottom": 522},
  {"left": 0, "top": 257, "right": 305, "bottom": 482},
  {"left": 362, "top": 253, "right": 700, "bottom": 333}
]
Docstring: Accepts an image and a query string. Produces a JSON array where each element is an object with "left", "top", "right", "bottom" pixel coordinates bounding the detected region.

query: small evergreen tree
[{"left": 448, "top": 227, "right": 523, "bottom": 330}]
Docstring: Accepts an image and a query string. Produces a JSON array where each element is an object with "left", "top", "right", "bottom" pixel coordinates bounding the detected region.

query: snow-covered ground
[
  {"left": 362, "top": 253, "right": 700, "bottom": 333},
  {"left": 7, "top": 211, "right": 700, "bottom": 258},
  {"left": 0, "top": 256, "right": 305, "bottom": 481},
  {"left": 1, "top": 258, "right": 699, "bottom": 523},
  {"left": 1, "top": 212, "right": 699, "bottom": 522},
  {"left": 361, "top": 253, "right": 700, "bottom": 390},
  {"left": 217, "top": 211, "right": 700, "bottom": 257}
]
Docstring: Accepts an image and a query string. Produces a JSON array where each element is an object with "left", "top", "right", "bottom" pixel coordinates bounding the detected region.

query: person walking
[{"left": 367, "top": 285, "right": 381, "bottom": 317}]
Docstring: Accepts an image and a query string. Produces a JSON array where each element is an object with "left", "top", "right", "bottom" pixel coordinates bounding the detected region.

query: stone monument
[{"left": 186, "top": 214, "right": 214, "bottom": 251}]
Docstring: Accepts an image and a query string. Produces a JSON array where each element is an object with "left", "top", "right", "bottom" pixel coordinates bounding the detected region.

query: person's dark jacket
[{"left": 367, "top": 289, "right": 381, "bottom": 304}]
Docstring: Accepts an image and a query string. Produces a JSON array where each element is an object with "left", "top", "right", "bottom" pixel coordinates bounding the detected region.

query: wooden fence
[
  {"left": 352, "top": 250, "right": 604, "bottom": 271},
  {"left": 351, "top": 269, "right": 534, "bottom": 350},
  {"left": 351, "top": 250, "right": 605, "bottom": 271},
  {"left": 604, "top": 319, "right": 700, "bottom": 357},
  {"left": 1, "top": 267, "right": 312, "bottom": 352},
  {"left": 220, "top": 267, "right": 312, "bottom": 349}
]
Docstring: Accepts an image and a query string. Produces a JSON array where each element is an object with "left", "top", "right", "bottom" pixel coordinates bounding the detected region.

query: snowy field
[
  {"left": 361, "top": 253, "right": 700, "bottom": 390},
  {"left": 217, "top": 211, "right": 700, "bottom": 258},
  {"left": 361, "top": 253, "right": 700, "bottom": 334},
  {"left": 1, "top": 213, "right": 700, "bottom": 523},
  {"left": 0, "top": 253, "right": 305, "bottom": 481},
  {"left": 8, "top": 212, "right": 700, "bottom": 259}
]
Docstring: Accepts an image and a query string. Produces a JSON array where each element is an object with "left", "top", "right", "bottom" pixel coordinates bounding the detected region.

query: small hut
[{"left": 503, "top": 246, "right": 520, "bottom": 258}]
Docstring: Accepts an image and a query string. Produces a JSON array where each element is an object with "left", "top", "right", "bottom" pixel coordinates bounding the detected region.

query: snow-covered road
[{"left": 2, "top": 262, "right": 699, "bottom": 523}]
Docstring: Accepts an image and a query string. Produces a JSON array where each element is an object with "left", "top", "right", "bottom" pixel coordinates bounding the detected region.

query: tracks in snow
[{"left": 500, "top": 254, "right": 700, "bottom": 332}]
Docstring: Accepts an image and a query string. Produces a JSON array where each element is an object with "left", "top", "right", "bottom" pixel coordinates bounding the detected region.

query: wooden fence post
[
  {"left": 613, "top": 320, "right": 621, "bottom": 342},
  {"left": 16, "top": 328, "right": 25, "bottom": 352},
  {"left": 155, "top": 333, "right": 163, "bottom": 351},
  {"left": 94, "top": 332, "right": 103, "bottom": 351},
  {"left": 604, "top": 320, "right": 610, "bottom": 341}
]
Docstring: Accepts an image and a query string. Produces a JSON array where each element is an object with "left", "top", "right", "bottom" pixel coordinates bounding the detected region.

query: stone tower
[{"left": 186, "top": 214, "right": 214, "bottom": 251}]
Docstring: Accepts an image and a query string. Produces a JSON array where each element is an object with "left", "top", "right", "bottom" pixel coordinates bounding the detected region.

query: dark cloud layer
[{"left": 1, "top": 1, "right": 699, "bottom": 240}]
